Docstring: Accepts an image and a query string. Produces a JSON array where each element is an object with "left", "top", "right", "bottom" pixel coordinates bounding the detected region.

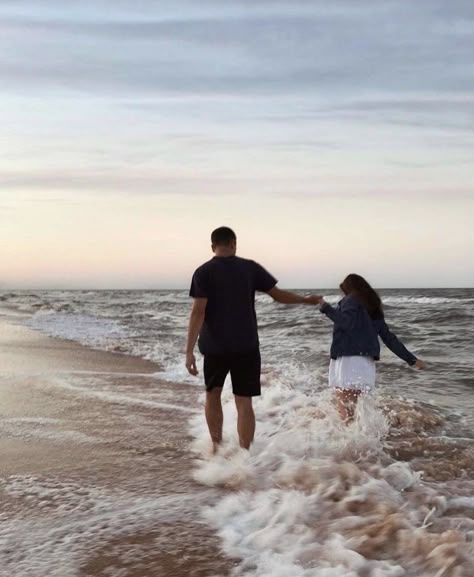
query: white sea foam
[
  {"left": 26, "top": 312, "right": 127, "bottom": 349},
  {"left": 381, "top": 296, "right": 467, "bottom": 305},
  {"left": 447, "top": 496, "right": 474, "bottom": 509},
  {"left": 191, "top": 383, "right": 474, "bottom": 577},
  {"left": 22, "top": 310, "right": 201, "bottom": 382},
  {"left": 48, "top": 376, "right": 200, "bottom": 414},
  {"left": 0, "top": 475, "right": 199, "bottom": 577},
  {"left": 0, "top": 417, "right": 98, "bottom": 444},
  {"left": 294, "top": 295, "right": 469, "bottom": 306},
  {"left": 320, "top": 295, "right": 468, "bottom": 306}
]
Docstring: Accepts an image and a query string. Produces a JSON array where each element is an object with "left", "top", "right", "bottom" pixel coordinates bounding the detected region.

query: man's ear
[{"left": 211, "top": 244, "right": 216, "bottom": 253}]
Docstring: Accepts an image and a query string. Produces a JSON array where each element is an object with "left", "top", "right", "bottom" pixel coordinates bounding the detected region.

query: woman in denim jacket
[{"left": 317, "top": 274, "right": 425, "bottom": 423}]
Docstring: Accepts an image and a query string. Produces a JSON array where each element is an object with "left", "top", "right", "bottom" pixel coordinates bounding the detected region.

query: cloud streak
[
  {"left": 2, "top": 1, "right": 474, "bottom": 98},
  {"left": 1, "top": 1, "right": 473, "bottom": 286}
]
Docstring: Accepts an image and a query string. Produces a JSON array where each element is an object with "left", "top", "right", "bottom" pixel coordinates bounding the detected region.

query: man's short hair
[{"left": 211, "top": 226, "right": 237, "bottom": 246}]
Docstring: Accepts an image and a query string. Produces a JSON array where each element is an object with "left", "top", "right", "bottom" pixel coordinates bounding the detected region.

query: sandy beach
[{"left": 0, "top": 318, "right": 233, "bottom": 576}]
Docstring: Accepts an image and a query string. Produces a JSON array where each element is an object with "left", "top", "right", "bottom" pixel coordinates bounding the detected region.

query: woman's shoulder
[
  {"left": 340, "top": 294, "right": 362, "bottom": 308},
  {"left": 371, "top": 312, "right": 386, "bottom": 325}
]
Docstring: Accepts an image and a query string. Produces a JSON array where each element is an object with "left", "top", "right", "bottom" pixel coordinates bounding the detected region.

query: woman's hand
[{"left": 414, "top": 359, "right": 426, "bottom": 369}]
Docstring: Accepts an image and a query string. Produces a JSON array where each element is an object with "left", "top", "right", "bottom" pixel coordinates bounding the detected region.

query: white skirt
[{"left": 328, "top": 356, "right": 376, "bottom": 392}]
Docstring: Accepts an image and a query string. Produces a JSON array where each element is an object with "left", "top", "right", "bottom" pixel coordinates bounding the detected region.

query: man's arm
[
  {"left": 185, "top": 297, "right": 207, "bottom": 375},
  {"left": 267, "top": 286, "right": 320, "bottom": 305}
]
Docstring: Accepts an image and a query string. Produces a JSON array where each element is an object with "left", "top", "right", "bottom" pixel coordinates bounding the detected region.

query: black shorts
[{"left": 203, "top": 350, "right": 261, "bottom": 397}]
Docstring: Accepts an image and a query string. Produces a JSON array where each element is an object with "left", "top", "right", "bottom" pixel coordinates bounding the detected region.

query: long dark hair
[{"left": 340, "top": 273, "right": 383, "bottom": 319}]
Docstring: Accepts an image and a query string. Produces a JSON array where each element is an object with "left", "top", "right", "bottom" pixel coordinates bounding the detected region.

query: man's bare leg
[
  {"left": 205, "top": 387, "right": 224, "bottom": 452},
  {"left": 234, "top": 395, "right": 255, "bottom": 449},
  {"left": 335, "top": 388, "right": 361, "bottom": 424}
]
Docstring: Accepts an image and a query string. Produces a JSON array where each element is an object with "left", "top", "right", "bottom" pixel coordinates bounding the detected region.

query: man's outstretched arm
[
  {"left": 267, "top": 286, "right": 320, "bottom": 305},
  {"left": 185, "top": 297, "right": 207, "bottom": 375}
]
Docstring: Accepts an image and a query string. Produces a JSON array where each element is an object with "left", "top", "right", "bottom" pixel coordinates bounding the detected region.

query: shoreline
[
  {"left": 0, "top": 316, "right": 232, "bottom": 576},
  {"left": 0, "top": 311, "right": 162, "bottom": 374}
]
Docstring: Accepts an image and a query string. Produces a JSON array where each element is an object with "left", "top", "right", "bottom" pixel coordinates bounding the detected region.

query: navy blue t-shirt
[{"left": 189, "top": 256, "right": 277, "bottom": 355}]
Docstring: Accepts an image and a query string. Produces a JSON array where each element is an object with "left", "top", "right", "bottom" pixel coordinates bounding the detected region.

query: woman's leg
[{"left": 335, "top": 388, "right": 361, "bottom": 424}]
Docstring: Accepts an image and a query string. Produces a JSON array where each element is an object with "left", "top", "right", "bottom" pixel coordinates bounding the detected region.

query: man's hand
[
  {"left": 414, "top": 359, "right": 426, "bottom": 370},
  {"left": 186, "top": 352, "right": 198, "bottom": 376},
  {"left": 185, "top": 298, "right": 206, "bottom": 376}
]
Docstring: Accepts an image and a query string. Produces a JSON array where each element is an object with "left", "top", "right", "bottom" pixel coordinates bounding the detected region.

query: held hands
[
  {"left": 305, "top": 294, "right": 324, "bottom": 305},
  {"left": 414, "top": 359, "right": 426, "bottom": 370},
  {"left": 185, "top": 352, "right": 198, "bottom": 376}
]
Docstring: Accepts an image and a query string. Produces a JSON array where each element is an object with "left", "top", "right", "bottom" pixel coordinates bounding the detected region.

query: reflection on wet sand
[{"left": 0, "top": 320, "right": 233, "bottom": 577}]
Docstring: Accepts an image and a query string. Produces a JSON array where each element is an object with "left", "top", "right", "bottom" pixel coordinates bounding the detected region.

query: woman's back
[
  {"left": 322, "top": 295, "right": 382, "bottom": 360},
  {"left": 321, "top": 294, "right": 417, "bottom": 366}
]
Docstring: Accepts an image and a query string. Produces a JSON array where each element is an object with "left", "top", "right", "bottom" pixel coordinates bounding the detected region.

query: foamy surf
[
  {"left": 191, "top": 382, "right": 474, "bottom": 577},
  {"left": 0, "top": 475, "right": 203, "bottom": 577}
]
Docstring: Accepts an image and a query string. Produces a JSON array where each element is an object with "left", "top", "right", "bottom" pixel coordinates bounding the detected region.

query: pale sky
[{"left": 1, "top": 0, "right": 473, "bottom": 289}]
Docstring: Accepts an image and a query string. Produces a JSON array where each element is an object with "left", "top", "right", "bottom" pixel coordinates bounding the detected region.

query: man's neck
[{"left": 214, "top": 248, "right": 236, "bottom": 258}]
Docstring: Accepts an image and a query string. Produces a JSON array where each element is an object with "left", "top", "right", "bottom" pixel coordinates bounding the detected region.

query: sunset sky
[{"left": 1, "top": 0, "right": 473, "bottom": 288}]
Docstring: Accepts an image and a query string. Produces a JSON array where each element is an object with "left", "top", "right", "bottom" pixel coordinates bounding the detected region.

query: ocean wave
[
  {"left": 4, "top": 289, "right": 473, "bottom": 426},
  {"left": 0, "top": 476, "right": 199, "bottom": 577},
  {"left": 0, "top": 417, "right": 99, "bottom": 445},
  {"left": 50, "top": 375, "right": 200, "bottom": 413},
  {"left": 382, "top": 296, "right": 470, "bottom": 305},
  {"left": 25, "top": 312, "right": 127, "bottom": 350},
  {"left": 23, "top": 310, "right": 198, "bottom": 383},
  {"left": 294, "top": 294, "right": 471, "bottom": 306},
  {"left": 191, "top": 384, "right": 474, "bottom": 577}
]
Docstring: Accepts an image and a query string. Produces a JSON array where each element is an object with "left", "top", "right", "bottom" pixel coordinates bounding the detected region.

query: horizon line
[{"left": 1, "top": 286, "right": 473, "bottom": 292}]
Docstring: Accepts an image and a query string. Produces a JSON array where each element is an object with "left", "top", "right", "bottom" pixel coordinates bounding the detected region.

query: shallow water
[
  {"left": 0, "top": 362, "right": 232, "bottom": 577},
  {"left": 191, "top": 384, "right": 474, "bottom": 576},
  {"left": 0, "top": 289, "right": 473, "bottom": 576}
]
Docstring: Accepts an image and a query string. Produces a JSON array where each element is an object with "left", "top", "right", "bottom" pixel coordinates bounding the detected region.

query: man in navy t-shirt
[{"left": 186, "top": 226, "right": 318, "bottom": 451}]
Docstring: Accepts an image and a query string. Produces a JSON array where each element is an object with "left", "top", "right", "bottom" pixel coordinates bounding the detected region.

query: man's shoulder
[
  {"left": 193, "top": 256, "right": 264, "bottom": 275},
  {"left": 234, "top": 256, "right": 257, "bottom": 267},
  {"left": 193, "top": 258, "right": 215, "bottom": 274},
  {"left": 235, "top": 257, "right": 271, "bottom": 276}
]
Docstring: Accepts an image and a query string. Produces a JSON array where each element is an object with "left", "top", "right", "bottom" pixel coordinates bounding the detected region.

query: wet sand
[{"left": 0, "top": 319, "right": 233, "bottom": 576}]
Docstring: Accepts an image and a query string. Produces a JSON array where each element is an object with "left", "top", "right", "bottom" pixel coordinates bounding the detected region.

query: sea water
[{"left": 0, "top": 288, "right": 473, "bottom": 576}]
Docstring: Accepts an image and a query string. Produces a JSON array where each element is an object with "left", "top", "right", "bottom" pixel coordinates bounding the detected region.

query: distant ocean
[{"left": 1, "top": 288, "right": 473, "bottom": 576}]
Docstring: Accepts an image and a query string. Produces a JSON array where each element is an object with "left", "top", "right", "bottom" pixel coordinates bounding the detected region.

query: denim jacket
[{"left": 320, "top": 295, "right": 417, "bottom": 365}]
